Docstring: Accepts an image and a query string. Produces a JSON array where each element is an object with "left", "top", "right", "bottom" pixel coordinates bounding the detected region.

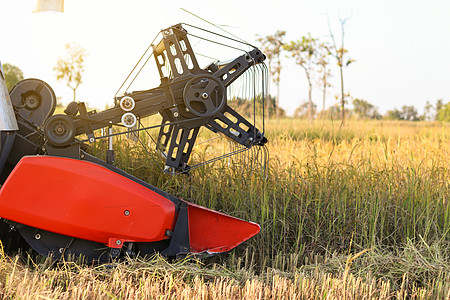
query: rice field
[
  {"left": 1, "top": 119, "right": 449, "bottom": 299},
  {"left": 0, "top": 253, "right": 448, "bottom": 299}
]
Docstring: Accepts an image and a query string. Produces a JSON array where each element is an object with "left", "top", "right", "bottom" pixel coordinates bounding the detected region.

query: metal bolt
[
  {"left": 35, "top": 233, "right": 41, "bottom": 240},
  {"left": 116, "top": 240, "right": 122, "bottom": 245},
  {"left": 56, "top": 126, "right": 64, "bottom": 134},
  {"left": 201, "top": 92, "right": 209, "bottom": 99},
  {"left": 173, "top": 111, "right": 179, "bottom": 118},
  {"left": 89, "top": 137, "right": 95, "bottom": 143},
  {"left": 124, "top": 210, "right": 130, "bottom": 216}
]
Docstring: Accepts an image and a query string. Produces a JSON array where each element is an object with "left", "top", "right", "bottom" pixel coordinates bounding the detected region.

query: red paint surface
[
  {"left": 187, "top": 202, "right": 260, "bottom": 253},
  {"left": 0, "top": 156, "right": 175, "bottom": 245}
]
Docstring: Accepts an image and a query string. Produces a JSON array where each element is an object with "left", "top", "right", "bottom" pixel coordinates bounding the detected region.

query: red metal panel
[
  {"left": 187, "top": 202, "right": 260, "bottom": 253},
  {"left": 0, "top": 156, "right": 176, "bottom": 245}
]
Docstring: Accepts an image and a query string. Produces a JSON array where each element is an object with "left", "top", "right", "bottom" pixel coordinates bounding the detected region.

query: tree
[
  {"left": 322, "top": 103, "right": 350, "bottom": 120},
  {"left": 2, "top": 63, "right": 24, "bottom": 90},
  {"left": 385, "top": 108, "right": 402, "bottom": 120},
  {"left": 385, "top": 106, "right": 419, "bottom": 121},
  {"left": 227, "top": 96, "right": 285, "bottom": 118},
  {"left": 435, "top": 99, "right": 444, "bottom": 120},
  {"left": 436, "top": 102, "right": 450, "bottom": 122},
  {"left": 294, "top": 101, "right": 317, "bottom": 119},
  {"left": 352, "top": 98, "right": 380, "bottom": 119},
  {"left": 284, "top": 34, "right": 318, "bottom": 122},
  {"left": 257, "top": 31, "right": 286, "bottom": 119},
  {"left": 327, "top": 17, "right": 355, "bottom": 122},
  {"left": 54, "top": 43, "right": 88, "bottom": 101},
  {"left": 435, "top": 99, "right": 444, "bottom": 112},
  {"left": 423, "top": 101, "right": 433, "bottom": 121},
  {"left": 399, "top": 105, "right": 419, "bottom": 121},
  {"left": 316, "top": 42, "right": 333, "bottom": 118}
]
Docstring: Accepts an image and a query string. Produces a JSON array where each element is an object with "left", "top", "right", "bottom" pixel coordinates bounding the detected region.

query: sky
[{"left": 1, "top": 0, "right": 449, "bottom": 116}]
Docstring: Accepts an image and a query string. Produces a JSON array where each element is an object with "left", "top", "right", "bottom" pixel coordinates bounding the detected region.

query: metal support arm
[{"left": 51, "top": 24, "right": 267, "bottom": 173}]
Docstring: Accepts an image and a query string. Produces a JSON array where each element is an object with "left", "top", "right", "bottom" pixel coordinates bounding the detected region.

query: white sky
[{"left": 1, "top": 0, "right": 449, "bottom": 115}]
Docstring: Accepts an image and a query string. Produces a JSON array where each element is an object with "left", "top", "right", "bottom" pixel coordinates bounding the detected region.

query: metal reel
[
  {"left": 9, "top": 79, "right": 57, "bottom": 127},
  {"left": 183, "top": 75, "right": 226, "bottom": 117},
  {"left": 44, "top": 114, "right": 76, "bottom": 147}
]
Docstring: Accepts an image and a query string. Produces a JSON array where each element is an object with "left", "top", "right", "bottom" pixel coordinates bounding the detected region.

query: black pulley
[
  {"left": 183, "top": 74, "right": 226, "bottom": 117},
  {"left": 64, "top": 101, "right": 79, "bottom": 116},
  {"left": 44, "top": 114, "right": 76, "bottom": 147},
  {"left": 9, "top": 78, "right": 57, "bottom": 127}
]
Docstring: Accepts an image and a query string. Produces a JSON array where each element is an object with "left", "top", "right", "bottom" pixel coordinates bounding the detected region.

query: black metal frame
[{"left": 58, "top": 24, "right": 267, "bottom": 173}]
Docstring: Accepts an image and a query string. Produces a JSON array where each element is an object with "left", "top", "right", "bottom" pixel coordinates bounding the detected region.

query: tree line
[
  {"left": 257, "top": 18, "right": 354, "bottom": 122},
  {"left": 3, "top": 36, "right": 449, "bottom": 122},
  {"left": 256, "top": 19, "right": 450, "bottom": 122}
]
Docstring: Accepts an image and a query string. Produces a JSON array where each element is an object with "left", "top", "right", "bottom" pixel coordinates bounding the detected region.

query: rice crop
[{"left": 1, "top": 119, "right": 449, "bottom": 298}]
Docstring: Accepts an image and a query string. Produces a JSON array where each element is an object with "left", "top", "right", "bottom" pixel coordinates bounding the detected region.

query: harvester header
[{"left": 0, "top": 23, "right": 268, "bottom": 262}]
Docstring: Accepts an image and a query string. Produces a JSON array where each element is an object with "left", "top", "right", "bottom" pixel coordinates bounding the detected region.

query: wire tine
[
  {"left": 111, "top": 23, "right": 270, "bottom": 177},
  {"left": 180, "top": 21, "right": 256, "bottom": 49},
  {"left": 115, "top": 32, "right": 161, "bottom": 97},
  {"left": 125, "top": 50, "right": 156, "bottom": 93}
]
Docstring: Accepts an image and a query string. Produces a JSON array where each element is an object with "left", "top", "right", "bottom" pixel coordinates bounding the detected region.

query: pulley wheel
[
  {"left": 119, "top": 96, "right": 135, "bottom": 111},
  {"left": 183, "top": 75, "right": 226, "bottom": 117},
  {"left": 44, "top": 114, "right": 76, "bottom": 147},
  {"left": 121, "top": 112, "right": 137, "bottom": 128},
  {"left": 9, "top": 79, "right": 57, "bottom": 127}
]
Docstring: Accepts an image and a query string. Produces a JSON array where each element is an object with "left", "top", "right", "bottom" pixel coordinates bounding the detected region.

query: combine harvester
[{"left": 0, "top": 24, "right": 268, "bottom": 262}]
